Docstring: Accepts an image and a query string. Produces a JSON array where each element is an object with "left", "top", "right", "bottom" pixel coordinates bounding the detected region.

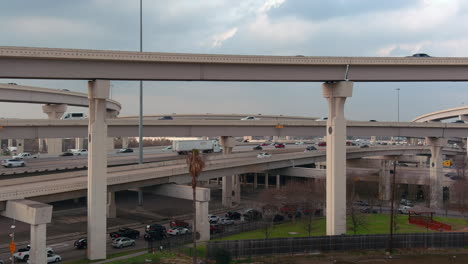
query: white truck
[
  {"left": 69, "top": 149, "right": 88, "bottom": 156},
  {"left": 12, "top": 152, "right": 38, "bottom": 159},
  {"left": 172, "top": 140, "right": 222, "bottom": 155}
]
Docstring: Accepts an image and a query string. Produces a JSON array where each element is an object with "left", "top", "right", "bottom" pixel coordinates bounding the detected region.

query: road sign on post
[{"left": 9, "top": 241, "right": 16, "bottom": 254}]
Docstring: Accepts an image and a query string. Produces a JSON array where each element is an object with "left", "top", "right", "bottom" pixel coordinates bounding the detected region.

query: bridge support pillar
[
  {"left": 196, "top": 200, "right": 210, "bottom": 241},
  {"left": 232, "top": 175, "right": 241, "bottom": 205},
  {"left": 107, "top": 192, "right": 117, "bottom": 218},
  {"left": 75, "top": 137, "right": 85, "bottom": 150},
  {"left": 276, "top": 174, "right": 281, "bottom": 190},
  {"left": 43, "top": 104, "right": 67, "bottom": 155},
  {"left": 87, "top": 80, "right": 109, "bottom": 260},
  {"left": 16, "top": 139, "right": 25, "bottom": 153},
  {"left": 122, "top": 137, "right": 129, "bottom": 148},
  {"left": 8, "top": 139, "right": 13, "bottom": 148},
  {"left": 220, "top": 136, "right": 236, "bottom": 208},
  {"left": 138, "top": 189, "right": 143, "bottom": 206},
  {"left": 426, "top": 137, "right": 447, "bottom": 209},
  {"left": 254, "top": 173, "right": 258, "bottom": 189},
  {"left": 265, "top": 172, "right": 269, "bottom": 188},
  {"left": 323, "top": 81, "right": 353, "bottom": 236},
  {"left": 379, "top": 160, "right": 392, "bottom": 201}
]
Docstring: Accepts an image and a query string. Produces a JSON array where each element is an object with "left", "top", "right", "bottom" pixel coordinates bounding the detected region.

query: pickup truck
[
  {"left": 12, "top": 153, "right": 38, "bottom": 159},
  {"left": 13, "top": 246, "right": 54, "bottom": 261}
]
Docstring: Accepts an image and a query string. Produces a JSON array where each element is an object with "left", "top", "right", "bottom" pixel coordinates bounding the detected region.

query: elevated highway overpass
[
  {"left": 413, "top": 105, "right": 468, "bottom": 123},
  {"left": 0, "top": 146, "right": 460, "bottom": 203},
  {"left": 2, "top": 119, "right": 468, "bottom": 139},
  {"left": 119, "top": 114, "right": 319, "bottom": 121}
]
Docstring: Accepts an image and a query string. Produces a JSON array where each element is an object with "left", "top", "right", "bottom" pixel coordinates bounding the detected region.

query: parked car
[
  {"left": 305, "top": 146, "right": 317, "bottom": 151},
  {"left": 273, "top": 214, "right": 285, "bottom": 222},
  {"left": 225, "top": 211, "right": 241, "bottom": 220},
  {"left": 112, "top": 237, "right": 135, "bottom": 248},
  {"left": 74, "top": 238, "right": 87, "bottom": 249},
  {"left": 117, "top": 148, "right": 133, "bottom": 153},
  {"left": 274, "top": 143, "right": 285, "bottom": 148},
  {"left": 219, "top": 218, "right": 235, "bottom": 225},
  {"left": 257, "top": 152, "right": 272, "bottom": 159},
  {"left": 110, "top": 227, "right": 140, "bottom": 239},
  {"left": 59, "top": 152, "right": 74, "bottom": 156},
  {"left": 253, "top": 145, "right": 263, "bottom": 151},
  {"left": 2, "top": 159, "right": 25, "bottom": 168},
  {"left": 210, "top": 224, "right": 224, "bottom": 234},
  {"left": 241, "top": 116, "right": 260, "bottom": 120},
  {"left": 167, "top": 227, "right": 190, "bottom": 236},
  {"left": 209, "top": 215, "right": 220, "bottom": 224},
  {"left": 360, "top": 207, "right": 378, "bottom": 214},
  {"left": 158, "top": 116, "right": 173, "bottom": 120},
  {"left": 170, "top": 220, "right": 190, "bottom": 228},
  {"left": 243, "top": 209, "right": 262, "bottom": 222},
  {"left": 353, "top": 200, "right": 370, "bottom": 207}
]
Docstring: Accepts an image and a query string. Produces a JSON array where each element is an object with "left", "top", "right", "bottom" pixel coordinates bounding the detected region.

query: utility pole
[{"left": 388, "top": 160, "right": 397, "bottom": 253}]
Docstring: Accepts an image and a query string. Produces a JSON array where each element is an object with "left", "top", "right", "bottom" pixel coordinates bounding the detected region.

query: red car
[
  {"left": 261, "top": 143, "right": 269, "bottom": 146},
  {"left": 274, "top": 143, "right": 285, "bottom": 148},
  {"left": 318, "top": 142, "right": 327, "bottom": 147},
  {"left": 170, "top": 220, "right": 189, "bottom": 228}
]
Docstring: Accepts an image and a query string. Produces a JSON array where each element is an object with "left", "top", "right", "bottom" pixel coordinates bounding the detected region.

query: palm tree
[{"left": 186, "top": 149, "right": 205, "bottom": 264}]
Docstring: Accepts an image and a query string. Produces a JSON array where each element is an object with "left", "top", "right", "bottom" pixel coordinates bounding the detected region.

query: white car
[
  {"left": 2, "top": 159, "right": 25, "bottom": 168},
  {"left": 167, "top": 227, "right": 190, "bottom": 236},
  {"left": 209, "top": 215, "right": 220, "bottom": 223},
  {"left": 46, "top": 253, "right": 62, "bottom": 263},
  {"left": 219, "top": 218, "right": 235, "bottom": 225},
  {"left": 12, "top": 153, "right": 38, "bottom": 159},
  {"left": 112, "top": 237, "right": 135, "bottom": 248},
  {"left": 398, "top": 205, "right": 413, "bottom": 214},
  {"left": 295, "top": 141, "right": 305, "bottom": 145},
  {"left": 13, "top": 247, "right": 54, "bottom": 262},
  {"left": 162, "top": 146, "right": 172, "bottom": 151},
  {"left": 257, "top": 152, "right": 272, "bottom": 159},
  {"left": 241, "top": 116, "right": 260, "bottom": 120},
  {"left": 71, "top": 149, "right": 88, "bottom": 156}
]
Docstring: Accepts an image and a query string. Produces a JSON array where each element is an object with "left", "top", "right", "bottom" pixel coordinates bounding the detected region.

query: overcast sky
[{"left": 1, "top": 0, "right": 468, "bottom": 121}]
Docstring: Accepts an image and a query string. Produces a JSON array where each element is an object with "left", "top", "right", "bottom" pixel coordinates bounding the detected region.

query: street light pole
[
  {"left": 396, "top": 88, "right": 400, "bottom": 123},
  {"left": 138, "top": 0, "right": 144, "bottom": 164}
]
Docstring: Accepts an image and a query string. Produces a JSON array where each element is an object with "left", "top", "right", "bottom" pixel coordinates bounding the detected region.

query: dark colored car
[
  {"left": 117, "top": 148, "right": 134, "bottom": 153},
  {"left": 369, "top": 120, "right": 377, "bottom": 122},
  {"left": 144, "top": 230, "right": 166, "bottom": 241},
  {"left": 210, "top": 224, "right": 224, "bottom": 234},
  {"left": 274, "top": 143, "right": 285, "bottom": 149},
  {"left": 360, "top": 207, "right": 378, "bottom": 214},
  {"left": 360, "top": 145, "right": 369, "bottom": 148},
  {"left": 253, "top": 145, "right": 263, "bottom": 150},
  {"left": 353, "top": 200, "right": 370, "bottom": 207},
  {"left": 260, "top": 143, "right": 269, "bottom": 146},
  {"left": 273, "top": 214, "right": 285, "bottom": 222},
  {"left": 452, "top": 120, "right": 465, "bottom": 123},
  {"left": 170, "top": 220, "right": 189, "bottom": 228},
  {"left": 318, "top": 142, "right": 326, "bottom": 147},
  {"left": 409, "top": 53, "right": 431, "bottom": 57},
  {"left": 305, "top": 146, "right": 317, "bottom": 151},
  {"left": 110, "top": 227, "right": 140, "bottom": 239},
  {"left": 243, "top": 209, "right": 262, "bottom": 222},
  {"left": 74, "top": 238, "right": 87, "bottom": 249},
  {"left": 59, "top": 152, "right": 74, "bottom": 156},
  {"left": 225, "top": 211, "right": 241, "bottom": 220},
  {"left": 158, "top": 116, "right": 173, "bottom": 120}
]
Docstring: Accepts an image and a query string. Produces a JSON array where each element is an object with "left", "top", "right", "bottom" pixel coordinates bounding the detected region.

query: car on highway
[
  {"left": 360, "top": 207, "right": 378, "bottom": 214},
  {"left": 13, "top": 247, "right": 54, "bottom": 262},
  {"left": 158, "top": 116, "right": 173, "bottom": 120},
  {"left": 318, "top": 142, "right": 327, "bottom": 147},
  {"left": 59, "top": 152, "right": 74, "bottom": 157},
  {"left": 144, "top": 224, "right": 167, "bottom": 240},
  {"left": 295, "top": 141, "right": 305, "bottom": 145},
  {"left": 225, "top": 211, "right": 241, "bottom": 220},
  {"left": 305, "top": 146, "right": 317, "bottom": 151},
  {"left": 112, "top": 237, "right": 136, "bottom": 248},
  {"left": 257, "top": 152, "right": 272, "bottom": 159},
  {"left": 253, "top": 145, "right": 263, "bottom": 150},
  {"left": 117, "top": 148, "right": 134, "bottom": 153},
  {"left": 167, "top": 227, "right": 190, "bottom": 236},
  {"left": 260, "top": 143, "right": 269, "bottom": 146},
  {"left": 452, "top": 120, "right": 465, "bottom": 123},
  {"left": 2, "top": 159, "right": 25, "bottom": 168},
  {"left": 219, "top": 218, "right": 235, "bottom": 225},
  {"left": 398, "top": 205, "right": 413, "bottom": 214},
  {"left": 408, "top": 53, "right": 431, "bottom": 57},
  {"left": 241, "top": 116, "right": 260, "bottom": 120},
  {"left": 110, "top": 227, "right": 140, "bottom": 239},
  {"left": 45, "top": 253, "right": 62, "bottom": 263},
  {"left": 162, "top": 146, "right": 172, "bottom": 151},
  {"left": 170, "top": 220, "right": 190, "bottom": 228},
  {"left": 353, "top": 200, "right": 370, "bottom": 207},
  {"left": 274, "top": 143, "right": 285, "bottom": 148},
  {"left": 210, "top": 224, "right": 224, "bottom": 234},
  {"left": 360, "top": 144, "right": 370, "bottom": 148},
  {"left": 209, "top": 214, "right": 220, "bottom": 224},
  {"left": 243, "top": 209, "right": 262, "bottom": 222},
  {"left": 12, "top": 152, "right": 38, "bottom": 159},
  {"left": 71, "top": 149, "right": 88, "bottom": 156},
  {"left": 74, "top": 238, "right": 87, "bottom": 249}
]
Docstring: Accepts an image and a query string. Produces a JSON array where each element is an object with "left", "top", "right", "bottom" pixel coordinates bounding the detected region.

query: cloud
[
  {"left": 258, "top": 0, "right": 287, "bottom": 14},
  {"left": 211, "top": 27, "right": 238, "bottom": 47}
]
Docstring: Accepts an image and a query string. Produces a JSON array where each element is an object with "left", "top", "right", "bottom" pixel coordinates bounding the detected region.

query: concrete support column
[
  {"left": 107, "top": 192, "right": 117, "bottom": 218},
  {"left": 138, "top": 190, "right": 143, "bottom": 206},
  {"left": 378, "top": 160, "right": 392, "bottom": 201},
  {"left": 232, "top": 175, "right": 241, "bottom": 204},
  {"left": 254, "top": 173, "right": 258, "bottom": 189},
  {"left": 323, "top": 81, "right": 353, "bottom": 236},
  {"left": 122, "top": 137, "right": 129, "bottom": 148},
  {"left": 43, "top": 104, "right": 67, "bottom": 155},
  {"left": 87, "top": 80, "right": 109, "bottom": 260},
  {"left": 30, "top": 224, "right": 46, "bottom": 264},
  {"left": 370, "top": 136, "right": 376, "bottom": 145},
  {"left": 8, "top": 139, "right": 13, "bottom": 148},
  {"left": 196, "top": 201, "right": 210, "bottom": 241},
  {"left": 107, "top": 138, "right": 115, "bottom": 152},
  {"left": 265, "top": 172, "right": 269, "bottom": 189},
  {"left": 276, "top": 174, "right": 281, "bottom": 190},
  {"left": 243, "top": 136, "right": 253, "bottom": 142},
  {"left": 16, "top": 139, "right": 25, "bottom": 153},
  {"left": 75, "top": 138, "right": 85, "bottom": 150},
  {"left": 426, "top": 137, "right": 448, "bottom": 209},
  {"left": 220, "top": 136, "right": 236, "bottom": 208}
]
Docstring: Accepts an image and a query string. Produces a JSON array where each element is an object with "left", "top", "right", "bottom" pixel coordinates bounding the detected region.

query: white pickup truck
[{"left": 12, "top": 152, "right": 38, "bottom": 159}]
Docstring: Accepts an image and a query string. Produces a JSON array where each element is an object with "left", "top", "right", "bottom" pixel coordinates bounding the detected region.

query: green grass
[
  {"left": 63, "top": 249, "right": 161, "bottom": 264},
  {"left": 217, "top": 214, "right": 468, "bottom": 240},
  {"left": 180, "top": 245, "right": 207, "bottom": 258}
]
